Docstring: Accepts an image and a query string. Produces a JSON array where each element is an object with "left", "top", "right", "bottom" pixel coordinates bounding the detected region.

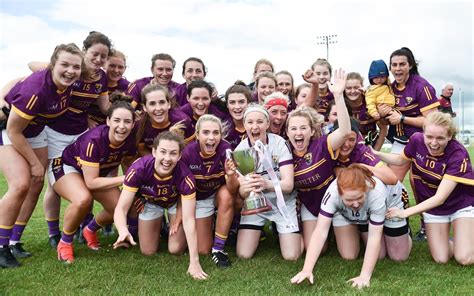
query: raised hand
[
  {"left": 328, "top": 68, "right": 347, "bottom": 95},
  {"left": 302, "top": 69, "right": 319, "bottom": 85}
]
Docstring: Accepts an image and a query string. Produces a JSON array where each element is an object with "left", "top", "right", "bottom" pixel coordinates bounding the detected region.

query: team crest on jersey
[
  {"left": 406, "top": 96, "right": 414, "bottom": 104},
  {"left": 304, "top": 152, "right": 313, "bottom": 165},
  {"left": 95, "top": 84, "right": 103, "bottom": 94},
  {"left": 272, "top": 155, "right": 278, "bottom": 166}
]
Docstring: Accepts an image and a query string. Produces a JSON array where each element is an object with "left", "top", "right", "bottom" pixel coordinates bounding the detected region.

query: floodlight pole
[{"left": 316, "top": 34, "right": 338, "bottom": 60}]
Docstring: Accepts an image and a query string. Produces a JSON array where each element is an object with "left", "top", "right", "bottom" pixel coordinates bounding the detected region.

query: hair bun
[{"left": 109, "top": 91, "right": 133, "bottom": 103}]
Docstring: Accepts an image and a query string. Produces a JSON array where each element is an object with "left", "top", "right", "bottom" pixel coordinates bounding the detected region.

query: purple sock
[
  {"left": 212, "top": 232, "right": 227, "bottom": 252},
  {"left": 127, "top": 216, "right": 138, "bottom": 237},
  {"left": 87, "top": 218, "right": 103, "bottom": 232},
  {"left": 0, "top": 226, "right": 12, "bottom": 246},
  {"left": 81, "top": 212, "right": 94, "bottom": 229},
  {"left": 47, "top": 219, "right": 60, "bottom": 237},
  {"left": 10, "top": 223, "right": 26, "bottom": 243},
  {"left": 61, "top": 229, "right": 75, "bottom": 244}
]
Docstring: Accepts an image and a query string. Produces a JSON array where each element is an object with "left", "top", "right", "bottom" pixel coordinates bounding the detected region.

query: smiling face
[
  {"left": 197, "top": 120, "right": 221, "bottom": 156},
  {"left": 183, "top": 60, "right": 205, "bottom": 84},
  {"left": 276, "top": 74, "right": 293, "bottom": 96},
  {"left": 390, "top": 55, "right": 411, "bottom": 85},
  {"left": 105, "top": 56, "right": 126, "bottom": 84},
  {"left": 84, "top": 43, "right": 109, "bottom": 73},
  {"left": 339, "top": 131, "right": 357, "bottom": 158},
  {"left": 423, "top": 124, "right": 451, "bottom": 156},
  {"left": 268, "top": 105, "right": 288, "bottom": 134},
  {"left": 295, "top": 86, "right": 310, "bottom": 106},
  {"left": 152, "top": 139, "right": 181, "bottom": 177},
  {"left": 313, "top": 64, "right": 331, "bottom": 89},
  {"left": 51, "top": 51, "right": 82, "bottom": 90},
  {"left": 188, "top": 87, "right": 211, "bottom": 118},
  {"left": 106, "top": 107, "right": 134, "bottom": 146},
  {"left": 244, "top": 111, "right": 270, "bottom": 145},
  {"left": 257, "top": 77, "right": 276, "bottom": 104},
  {"left": 344, "top": 78, "right": 363, "bottom": 102},
  {"left": 143, "top": 89, "right": 171, "bottom": 125},
  {"left": 152, "top": 59, "right": 174, "bottom": 86},
  {"left": 341, "top": 189, "right": 366, "bottom": 211},
  {"left": 227, "top": 93, "right": 248, "bottom": 121},
  {"left": 287, "top": 116, "right": 313, "bottom": 153}
]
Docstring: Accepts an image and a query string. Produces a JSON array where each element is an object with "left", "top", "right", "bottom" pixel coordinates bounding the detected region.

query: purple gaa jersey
[
  {"left": 181, "top": 139, "right": 231, "bottom": 200},
  {"left": 138, "top": 109, "right": 195, "bottom": 150},
  {"left": 88, "top": 77, "right": 130, "bottom": 125},
  {"left": 392, "top": 74, "right": 439, "bottom": 138},
  {"left": 292, "top": 135, "right": 339, "bottom": 217},
  {"left": 48, "top": 70, "right": 108, "bottom": 135},
  {"left": 174, "top": 82, "right": 188, "bottom": 107},
  {"left": 123, "top": 155, "right": 196, "bottom": 208},
  {"left": 62, "top": 125, "right": 137, "bottom": 177},
  {"left": 4, "top": 69, "right": 73, "bottom": 138},
  {"left": 225, "top": 122, "right": 247, "bottom": 150},
  {"left": 316, "top": 89, "right": 334, "bottom": 114},
  {"left": 336, "top": 142, "right": 383, "bottom": 168},
  {"left": 320, "top": 177, "right": 394, "bottom": 226},
  {"left": 402, "top": 132, "right": 473, "bottom": 215},
  {"left": 126, "top": 77, "right": 180, "bottom": 109},
  {"left": 350, "top": 97, "right": 377, "bottom": 137},
  {"left": 179, "top": 103, "right": 231, "bottom": 131}
]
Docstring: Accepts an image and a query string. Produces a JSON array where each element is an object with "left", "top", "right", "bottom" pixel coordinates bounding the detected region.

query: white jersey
[{"left": 320, "top": 177, "right": 405, "bottom": 226}]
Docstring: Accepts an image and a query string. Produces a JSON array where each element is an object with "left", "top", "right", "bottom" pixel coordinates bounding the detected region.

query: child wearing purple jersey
[
  {"left": 235, "top": 104, "right": 301, "bottom": 261},
  {"left": 137, "top": 84, "right": 194, "bottom": 156},
  {"left": 0, "top": 43, "right": 83, "bottom": 268},
  {"left": 224, "top": 83, "right": 250, "bottom": 149},
  {"left": 309, "top": 58, "right": 334, "bottom": 115},
  {"left": 286, "top": 68, "right": 351, "bottom": 250},
  {"left": 179, "top": 80, "right": 230, "bottom": 131},
  {"left": 113, "top": 131, "right": 208, "bottom": 280},
  {"left": 375, "top": 112, "right": 474, "bottom": 265},
  {"left": 291, "top": 164, "right": 412, "bottom": 289},
  {"left": 181, "top": 114, "right": 239, "bottom": 267},
  {"left": 49, "top": 96, "right": 136, "bottom": 264},
  {"left": 88, "top": 49, "right": 130, "bottom": 126},
  {"left": 126, "top": 53, "right": 180, "bottom": 109}
]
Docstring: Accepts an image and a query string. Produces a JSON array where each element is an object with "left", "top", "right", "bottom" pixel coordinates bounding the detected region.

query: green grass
[{"left": 1, "top": 147, "right": 473, "bottom": 295}]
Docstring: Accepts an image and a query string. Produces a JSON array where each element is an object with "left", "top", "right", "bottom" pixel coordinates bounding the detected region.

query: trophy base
[{"left": 241, "top": 205, "right": 272, "bottom": 216}]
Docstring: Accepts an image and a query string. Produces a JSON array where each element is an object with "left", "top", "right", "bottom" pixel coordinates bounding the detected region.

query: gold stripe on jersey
[
  {"left": 126, "top": 83, "right": 136, "bottom": 93},
  {"left": 363, "top": 152, "right": 376, "bottom": 161},
  {"left": 444, "top": 174, "right": 474, "bottom": 186},
  {"left": 401, "top": 151, "right": 410, "bottom": 160},
  {"left": 26, "top": 94, "right": 38, "bottom": 110},
  {"left": 420, "top": 102, "right": 440, "bottom": 113},
  {"left": 38, "top": 108, "right": 68, "bottom": 118},
  {"left": 397, "top": 104, "right": 418, "bottom": 112},
  {"left": 125, "top": 169, "right": 136, "bottom": 182},
  {"left": 123, "top": 184, "right": 139, "bottom": 193},
  {"left": 294, "top": 158, "right": 327, "bottom": 177},
  {"left": 423, "top": 86, "right": 433, "bottom": 100},
  {"left": 412, "top": 174, "right": 438, "bottom": 189},
  {"left": 181, "top": 192, "right": 196, "bottom": 200},
  {"left": 460, "top": 158, "right": 467, "bottom": 173},
  {"left": 86, "top": 143, "right": 94, "bottom": 158},
  {"left": 185, "top": 176, "right": 195, "bottom": 189},
  {"left": 194, "top": 172, "right": 225, "bottom": 180},
  {"left": 185, "top": 134, "right": 196, "bottom": 143},
  {"left": 153, "top": 173, "right": 172, "bottom": 181},
  {"left": 327, "top": 134, "right": 339, "bottom": 160},
  {"left": 375, "top": 161, "right": 384, "bottom": 167},
  {"left": 109, "top": 141, "right": 125, "bottom": 149},
  {"left": 298, "top": 175, "right": 335, "bottom": 191},
  {"left": 11, "top": 105, "right": 34, "bottom": 120},
  {"left": 71, "top": 91, "right": 100, "bottom": 99},
  {"left": 79, "top": 159, "right": 100, "bottom": 168},
  {"left": 68, "top": 107, "right": 83, "bottom": 114},
  {"left": 412, "top": 160, "right": 442, "bottom": 180}
]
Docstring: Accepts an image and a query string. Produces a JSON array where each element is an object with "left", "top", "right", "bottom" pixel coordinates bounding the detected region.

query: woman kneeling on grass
[
  {"left": 374, "top": 112, "right": 474, "bottom": 265},
  {"left": 113, "top": 131, "right": 208, "bottom": 280},
  {"left": 291, "top": 164, "right": 412, "bottom": 289},
  {"left": 50, "top": 95, "right": 137, "bottom": 264}
]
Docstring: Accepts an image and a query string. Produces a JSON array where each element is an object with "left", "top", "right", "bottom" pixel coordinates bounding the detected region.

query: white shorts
[
  {"left": 423, "top": 206, "right": 474, "bottom": 224},
  {"left": 300, "top": 203, "right": 318, "bottom": 222},
  {"left": 1, "top": 129, "right": 47, "bottom": 149},
  {"left": 44, "top": 126, "right": 84, "bottom": 159},
  {"left": 139, "top": 202, "right": 177, "bottom": 221},
  {"left": 390, "top": 141, "right": 406, "bottom": 154},
  {"left": 239, "top": 197, "right": 299, "bottom": 234},
  {"left": 47, "top": 158, "right": 79, "bottom": 186},
  {"left": 196, "top": 194, "right": 216, "bottom": 219}
]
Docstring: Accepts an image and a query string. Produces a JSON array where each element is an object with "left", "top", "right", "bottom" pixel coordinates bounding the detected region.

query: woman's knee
[
  {"left": 74, "top": 194, "right": 93, "bottom": 211},
  {"left": 141, "top": 248, "right": 158, "bottom": 256},
  {"left": 454, "top": 252, "right": 473, "bottom": 266}
]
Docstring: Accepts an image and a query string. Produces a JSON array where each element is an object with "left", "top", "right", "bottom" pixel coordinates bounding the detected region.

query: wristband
[{"left": 400, "top": 114, "right": 405, "bottom": 123}]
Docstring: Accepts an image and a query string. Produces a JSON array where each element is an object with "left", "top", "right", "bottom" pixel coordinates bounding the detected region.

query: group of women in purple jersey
[{"left": 0, "top": 31, "right": 472, "bottom": 286}]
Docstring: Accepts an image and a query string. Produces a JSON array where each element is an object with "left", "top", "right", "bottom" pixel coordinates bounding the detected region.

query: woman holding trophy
[{"left": 234, "top": 103, "right": 301, "bottom": 261}]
